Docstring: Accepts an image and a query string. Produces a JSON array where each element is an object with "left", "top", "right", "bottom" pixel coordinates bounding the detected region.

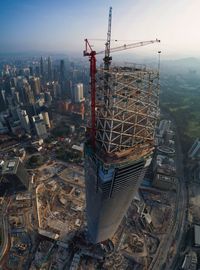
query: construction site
[
  {"left": 29, "top": 7, "right": 164, "bottom": 268},
  {"left": 84, "top": 7, "right": 161, "bottom": 244},
  {"left": 95, "top": 63, "right": 159, "bottom": 158},
  {"left": 0, "top": 3, "right": 192, "bottom": 269},
  {"left": 36, "top": 166, "right": 85, "bottom": 241}
]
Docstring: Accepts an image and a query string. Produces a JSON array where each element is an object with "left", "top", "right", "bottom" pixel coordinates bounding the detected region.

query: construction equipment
[
  {"left": 83, "top": 7, "right": 160, "bottom": 149},
  {"left": 104, "top": 6, "right": 112, "bottom": 70}
]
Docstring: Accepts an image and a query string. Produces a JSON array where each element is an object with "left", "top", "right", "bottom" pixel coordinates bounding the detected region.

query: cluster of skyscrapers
[
  {"left": 0, "top": 56, "right": 88, "bottom": 138},
  {"left": 0, "top": 54, "right": 160, "bottom": 247}
]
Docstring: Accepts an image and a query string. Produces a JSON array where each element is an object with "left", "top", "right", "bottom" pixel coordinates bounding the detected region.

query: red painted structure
[{"left": 83, "top": 39, "right": 97, "bottom": 148}]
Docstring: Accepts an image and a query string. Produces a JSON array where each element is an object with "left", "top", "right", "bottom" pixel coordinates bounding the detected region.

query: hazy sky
[{"left": 0, "top": 0, "right": 200, "bottom": 58}]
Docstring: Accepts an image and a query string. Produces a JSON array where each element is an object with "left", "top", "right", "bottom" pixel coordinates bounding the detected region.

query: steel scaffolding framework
[{"left": 93, "top": 64, "right": 160, "bottom": 155}]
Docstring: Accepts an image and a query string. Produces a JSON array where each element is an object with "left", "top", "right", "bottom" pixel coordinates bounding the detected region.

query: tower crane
[
  {"left": 104, "top": 6, "right": 112, "bottom": 71},
  {"left": 83, "top": 7, "right": 160, "bottom": 148}
]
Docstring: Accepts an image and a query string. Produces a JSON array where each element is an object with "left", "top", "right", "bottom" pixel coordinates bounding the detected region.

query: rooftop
[{"left": 2, "top": 158, "right": 20, "bottom": 175}]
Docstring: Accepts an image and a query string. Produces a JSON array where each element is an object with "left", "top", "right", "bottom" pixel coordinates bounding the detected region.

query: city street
[
  {"left": 0, "top": 197, "right": 10, "bottom": 266},
  {"left": 149, "top": 121, "right": 187, "bottom": 270}
]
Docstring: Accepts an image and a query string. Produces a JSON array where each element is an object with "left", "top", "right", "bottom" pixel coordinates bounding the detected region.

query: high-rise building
[
  {"left": 29, "top": 66, "right": 34, "bottom": 76},
  {"left": 47, "top": 56, "right": 52, "bottom": 81},
  {"left": 40, "top": 56, "right": 44, "bottom": 77},
  {"left": 4, "top": 76, "right": 12, "bottom": 95},
  {"left": 60, "top": 60, "right": 65, "bottom": 82},
  {"left": 0, "top": 116, "right": 9, "bottom": 134},
  {"left": 66, "top": 80, "right": 73, "bottom": 98},
  {"left": 17, "top": 109, "right": 31, "bottom": 134},
  {"left": 24, "top": 83, "right": 35, "bottom": 105},
  {"left": 60, "top": 60, "right": 66, "bottom": 97},
  {"left": 73, "top": 83, "right": 84, "bottom": 103},
  {"left": 42, "top": 111, "right": 51, "bottom": 128},
  {"left": 84, "top": 65, "right": 159, "bottom": 243},
  {"left": 52, "top": 81, "right": 61, "bottom": 98},
  {"left": 44, "top": 91, "right": 52, "bottom": 106},
  {"left": 0, "top": 90, "right": 6, "bottom": 112},
  {"left": 6, "top": 95, "right": 15, "bottom": 108},
  {"left": 1, "top": 158, "right": 29, "bottom": 193},
  {"left": 13, "top": 91, "right": 20, "bottom": 105},
  {"left": 35, "top": 66, "right": 40, "bottom": 77},
  {"left": 19, "top": 80, "right": 35, "bottom": 105},
  {"left": 32, "top": 114, "right": 47, "bottom": 138},
  {"left": 30, "top": 77, "right": 41, "bottom": 97}
]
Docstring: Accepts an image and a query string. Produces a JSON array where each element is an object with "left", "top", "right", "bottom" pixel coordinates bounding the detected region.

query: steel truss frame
[{"left": 93, "top": 65, "right": 159, "bottom": 154}]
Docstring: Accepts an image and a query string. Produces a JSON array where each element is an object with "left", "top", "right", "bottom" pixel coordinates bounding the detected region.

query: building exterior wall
[
  {"left": 152, "top": 173, "right": 176, "bottom": 190},
  {"left": 17, "top": 109, "right": 31, "bottom": 133},
  {"left": 85, "top": 144, "right": 151, "bottom": 243},
  {"left": 74, "top": 83, "right": 84, "bottom": 103},
  {"left": 85, "top": 65, "right": 159, "bottom": 244},
  {"left": 33, "top": 114, "right": 47, "bottom": 138},
  {"left": 35, "top": 121, "right": 47, "bottom": 138},
  {"left": 16, "top": 160, "right": 29, "bottom": 189},
  {"left": 1, "top": 158, "right": 29, "bottom": 191},
  {"left": 42, "top": 112, "right": 51, "bottom": 128}
]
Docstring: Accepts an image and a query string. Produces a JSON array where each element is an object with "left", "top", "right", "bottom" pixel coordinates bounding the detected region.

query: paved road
[
  {"left": 166, "top": 125, "right": 188, "bottom": 269},
  {"left": 149, "top": 122, "right": 187, "bottom": 270},
  {"left": 0, "top": 198, "right": 10, "bottom": 265},
  {"left": 149, "top": 180, "right": 183, "bottom": 270}
]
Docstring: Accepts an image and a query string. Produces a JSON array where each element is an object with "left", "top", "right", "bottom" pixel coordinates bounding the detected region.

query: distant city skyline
[{"left": 0, "top": 0, "right": 200, "bottom": 59}]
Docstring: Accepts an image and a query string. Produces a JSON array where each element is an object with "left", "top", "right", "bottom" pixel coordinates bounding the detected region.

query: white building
[{"left": 74, "top": 83, "right": 84, "bottom": 103}]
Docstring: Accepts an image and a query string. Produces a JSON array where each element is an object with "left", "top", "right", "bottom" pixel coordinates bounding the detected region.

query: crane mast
[
  {"left": 104, "top": 7, "right": 112, "bottom": 70},
  {"left": 83, "top": 39, "right": 96, "bottom": 148},
  {"left": 103, "top": 7, "right": 112, "bottom": 111}
]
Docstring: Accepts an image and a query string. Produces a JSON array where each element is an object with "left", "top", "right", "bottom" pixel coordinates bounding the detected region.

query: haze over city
[
  {"left": 0, "top": 1, "right": 200, "bottom": 269},
  {"left": 1, "top": 0, "right": 200, "bottom": 58}
]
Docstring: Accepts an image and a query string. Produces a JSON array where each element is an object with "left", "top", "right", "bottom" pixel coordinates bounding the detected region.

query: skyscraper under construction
[
  {"left": 84, "top": 8, "right": 160, "bottom": 244},
  {"left": 85, "top": 64, "right": 160, "bottom": 243}
]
